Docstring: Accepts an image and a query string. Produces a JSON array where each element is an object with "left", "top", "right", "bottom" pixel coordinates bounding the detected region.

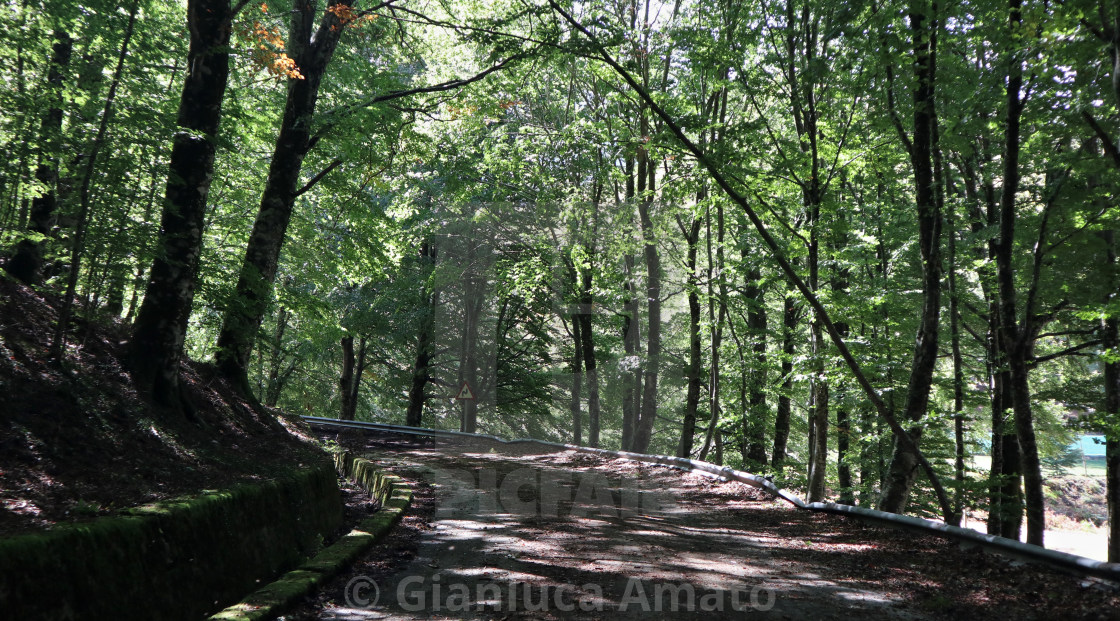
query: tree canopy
[{"left": 1, "top": 0, "right": 1118, "bottom": 559}]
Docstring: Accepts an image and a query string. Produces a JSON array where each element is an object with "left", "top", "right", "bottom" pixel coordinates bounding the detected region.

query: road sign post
[{"left": 454, "top": 381, "right": 476, "bottom": 401}]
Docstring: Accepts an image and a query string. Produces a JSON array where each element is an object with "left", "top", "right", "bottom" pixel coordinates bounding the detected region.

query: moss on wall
[
  {"left": 0, "top": 462, "right": 342, "bottom": 621},
  {"left": 209, "top": 453, "right": 413, "bottom": 621}
]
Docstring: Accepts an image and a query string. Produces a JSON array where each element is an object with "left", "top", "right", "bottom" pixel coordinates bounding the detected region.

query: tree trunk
[
  {"left": 621, "top": 251, "right": 639, "bottom": 452},
  {"left": 878, "top": 0, "right": 944, "bottom": 515},
  {"left": 698, "top": 389, "right": 721, "bottom": 463},
  {"left": 745, "top": 263, "right": 768, "bottom": 466},
  {"left": 708, "top": 194, "right": 727, "bottom": 462},
  {"left": 1103, "top": 229, "right": 1119, "bottom": 562},
  {"left": 699, "top": 190, "right": 728, "bottom": 463},
  {"left": 405, "top": 308, "right": 435, "bottom": 427},
  {"left": 128, "top": 0, "right": 236, "bottom": 410},
  {"left": 989, "top": 364, "right": 1024, "bottom": 539},
  {"left": 620, "top": 156, "right": 639, "bottom": 452},
  {"left": 948, "top": 227, "right": 967, "bottom": 521},
  {"left": 459, "top": 241, "right": 483, "bottom": 433},
  {"left": 339, "top": 335, "right": 355, "bottom": 420},
  {"left": 263, "top": 306, "right": 289, "bottom": 407},
  {"left": 810, "top": 241, "right": 828, "bottom": 497},
  {"left": 836, "top": 395, "right": 854, "bottom": 505},
  {"left": 55, "top": 2, "right": 139, "bottom": 355},
  {"left": 406, "top": 242, "right": 438, "bottom": 427},
  {"left": 215, "top": 0, "right": 353, "bottom": 394},
  {"left": 570, "top": 315, "right": 583, "bottom": 445},
  {"left": 835, "top": 323, "right": 853, "bottom": 505},
  {"left": 871, "top": 199, "right": 895, "bottom": 498},
  {"left": 578, "top": 193, "right": 603, "bottom": 448},
  {"left": 347, "top": 337, "right": 367, "bottom": 420},
  {"left": 5, "top": 29, "right": 71, "bottom": 285},
  {"left": 992, "top": 0, "right": 1044, "bottom": 546},
  {"left": 632, "top": 131, "right": 661, "bottom": 454},
  {"left": 1005, "top": 352, "right": 1043, "bottom": 544},
  {"left": 858, "top": 397, "right": 876, "bottom": 505},
  {"left": 678, "top": 215, "right": 702, "bottom": 458},
  {"left": 736, "top": 353, "right": 749, "bottom": 464},
  {"left": 772, "top": 293, "right": 796, "bottom": 469},
  {"left": 986, "top": 368, "right": 1006, "bottom": 535},
  {"left": 832, "top": 246, "right": 853, "bottom": 503},
  {"left": 578, "top": 307, "right": 601, "bottom": 447}
]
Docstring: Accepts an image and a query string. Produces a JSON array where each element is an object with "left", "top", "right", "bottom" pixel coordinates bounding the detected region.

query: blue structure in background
[{"left": 1078, "top": 435, "right": 1107, "bottom": 459}]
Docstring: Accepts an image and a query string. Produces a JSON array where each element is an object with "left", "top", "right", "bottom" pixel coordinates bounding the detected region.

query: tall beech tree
[
  {"left": 988, "top": 0, "right": 1054, "bottom": 546},
  {"left": 1078, "top": 0, "right": 1120, "bottom": 564},
  {"left": 626, "top": 0, "right": 670, "bottom": 455},
  {"left": 214, "top": 0, "right": 526, "bottom": 397},
  {"left": 1101, "top": 230, "right": 1119, "bottom": 562},
  {"left": 54, "top": 1, "right": 141, "bottom": 355},
  {"left": 676, "top": 205, "right": 703, "bottom": 458},
  {"left": 771, "top": 291, "right": 798, "bottom": 469},
  {"left": 577, "top": 239, "right": 602, "bottom": 448},
  {"left": 5, "top": 29, "right": 71, "bottom": 285},
  {"left": 405, "top": 240, "right": 439, "bottom": 426},
  {"left": 215, "top": 0, "right": 363, "bottom": 394},
  {"left": 568, "top": 198, "right": 603, "bottom": 448},
  {"left": 877, "top": 0, "right": 945, "bottom": 516},
  {"left": 742, "top": 0, "right": 866, "bottom": 501},
  {"left": 128, "top": 0, "right": 240, "bottom": 409}
]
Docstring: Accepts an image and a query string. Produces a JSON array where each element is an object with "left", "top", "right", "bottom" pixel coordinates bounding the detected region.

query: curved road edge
[{"left": 303, "top": 415, "right": 1120, "bottom": 584}]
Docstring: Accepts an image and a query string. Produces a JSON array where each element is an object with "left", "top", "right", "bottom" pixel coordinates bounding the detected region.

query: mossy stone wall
[
  {"left": 0, "top": 463, "right": 342, "bottom": 620},
  {"left": 209, "top": 452, "right": 413, "bottom": 621}
]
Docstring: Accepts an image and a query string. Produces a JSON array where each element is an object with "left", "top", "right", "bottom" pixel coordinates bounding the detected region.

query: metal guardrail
[{"left": 302, "top": 415, "right": 1120, "bottom": 583}]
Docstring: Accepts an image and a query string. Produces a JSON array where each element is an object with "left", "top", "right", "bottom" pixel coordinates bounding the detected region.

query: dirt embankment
[
  {"left": 1046, "top": 476, "right": 1107, "bottom": 527},
  {"left": 0, "top": 278, "right": 328, "bottom": 537}
]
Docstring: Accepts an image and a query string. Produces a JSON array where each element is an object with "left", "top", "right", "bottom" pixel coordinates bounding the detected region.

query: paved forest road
[{"left": 289, "top": 433, "right": 1118, "bottom": 620}]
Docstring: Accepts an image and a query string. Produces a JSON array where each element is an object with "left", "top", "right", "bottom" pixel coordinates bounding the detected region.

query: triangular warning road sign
[{"left": 455, "top": 381, "right": 476, "bottom": 401}]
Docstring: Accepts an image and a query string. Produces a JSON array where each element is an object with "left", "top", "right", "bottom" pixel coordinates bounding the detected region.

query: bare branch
[
  {"left": 1028, "top": 339, "right": 1103, "bottom": 368},
  {"left": 1082, "top": 111, "right": 1120, "bottom": 169},
  {"left": 295, "top": 158, "right": 343, "bottom": 198},
  {"left": 310, "top": 54, "right": 527, "bottom": 148}
]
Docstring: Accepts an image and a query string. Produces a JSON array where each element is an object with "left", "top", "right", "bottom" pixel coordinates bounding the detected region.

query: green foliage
[
  {"left": 1042, "top": 444, "right": 1085, "bottom": 477},
  {"left": 2, "top": 0, "right": 1116, "bottom": 523}
]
